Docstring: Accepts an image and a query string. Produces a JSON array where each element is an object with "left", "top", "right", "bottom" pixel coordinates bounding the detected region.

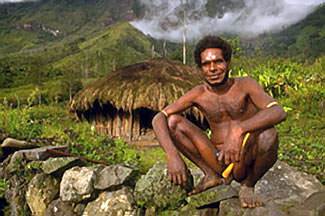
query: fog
[
  {"left": 131, "top": 0, "right": 325, "bottom": 42},
  {"left": 0, "top": 0, "right": 38, "bottom": 3}
]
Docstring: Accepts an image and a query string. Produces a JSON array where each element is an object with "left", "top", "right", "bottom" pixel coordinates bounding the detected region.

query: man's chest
[{"left": 195, "top": 90, "right": 249, "bottom": 121}]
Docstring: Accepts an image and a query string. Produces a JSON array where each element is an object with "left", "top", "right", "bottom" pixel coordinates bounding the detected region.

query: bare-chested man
[{"left": 152, "top": 36, "right": 287, "bottom": 208}]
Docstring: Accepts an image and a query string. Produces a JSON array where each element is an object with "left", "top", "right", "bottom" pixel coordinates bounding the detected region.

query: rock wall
[{"left": 0, "top": 137, "right": 324, "bottom": 216}]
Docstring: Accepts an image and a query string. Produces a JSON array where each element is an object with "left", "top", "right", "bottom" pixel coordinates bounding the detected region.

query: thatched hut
[{"left": 70, "top": 58, "right": 205, "bottom": 145}]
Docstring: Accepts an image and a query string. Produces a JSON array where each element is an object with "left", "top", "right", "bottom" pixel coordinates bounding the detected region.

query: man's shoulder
[
  {"left": 190, "top": 84, "right": 206, "bottom": 93},
  {"left": 183, "top": 84, "right": 207, "bottom": 100},
  {"left": 235, "top": 76, "right": 258, "bottom": 86}
]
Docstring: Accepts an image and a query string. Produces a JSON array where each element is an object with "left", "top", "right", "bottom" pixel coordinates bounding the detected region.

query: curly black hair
[{"left": 194, "top": 35, "right": 232, "bottom": 68}]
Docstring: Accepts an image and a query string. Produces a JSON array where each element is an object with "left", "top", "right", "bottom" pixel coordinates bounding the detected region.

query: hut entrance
[{"left": 138, "top": 108, "right": 157, "bottom": 141}]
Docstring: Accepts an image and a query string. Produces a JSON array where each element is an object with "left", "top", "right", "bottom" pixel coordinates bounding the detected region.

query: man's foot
[
  {"left": 188, "top": 175, "right": 224, "bottom": 196},
  {"left": 239, "top": 185, "right": 264, "bottom": 208}
]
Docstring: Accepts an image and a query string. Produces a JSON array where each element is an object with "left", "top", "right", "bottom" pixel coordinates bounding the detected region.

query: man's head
[
  {"left": 194, "top": 36, "right": 232, "bottom": 86},
  {"left": 194, "top": 36, "right": 232, "bottom": 68}
]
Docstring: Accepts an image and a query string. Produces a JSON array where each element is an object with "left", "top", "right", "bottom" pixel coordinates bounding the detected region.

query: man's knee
[
  {"left": 167, "top": 114, "right": 184, "bottom": 133},
  {"left": 257, "top": 128, "right": 278, "bottom": 154}
]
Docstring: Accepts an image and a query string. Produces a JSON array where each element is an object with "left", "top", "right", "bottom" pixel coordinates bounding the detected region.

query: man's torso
[{"left": 194, "top": 78, "right": 259, "bottom": 145}]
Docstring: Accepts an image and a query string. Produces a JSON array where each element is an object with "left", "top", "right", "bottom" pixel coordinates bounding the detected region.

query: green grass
[
  {"left": 0, "top": 178, "right": 7, "bottom": 199},
  {"left": 137, "top": 147, "right": 165, "bottom": 173},
  {"left": 277, "top": 86, "right": 325, "bottom": 183},
  {"left": 52, "top": 22, "right": 152, "bottom": 76},
  {"left": 0, "top": 99, "right": 323, "bottom": 183},
  {"left": 0, "top": 54, "right": 324, "bottom": 183}
]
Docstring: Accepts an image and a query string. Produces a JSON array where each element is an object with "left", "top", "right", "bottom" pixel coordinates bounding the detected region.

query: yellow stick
[{"left": 222, "top": 133, "right": 251, "bottom": 178}]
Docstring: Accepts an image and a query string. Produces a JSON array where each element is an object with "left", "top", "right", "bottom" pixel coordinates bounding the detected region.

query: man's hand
[
  {"left": 218, "top": 121, "right": 244, "bottom": 165},
  {"left": 167, "top": 154, "right": 188, "bottom": 186}
]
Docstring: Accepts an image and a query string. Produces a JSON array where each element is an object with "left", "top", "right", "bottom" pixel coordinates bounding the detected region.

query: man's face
[{"left": 200, "top": 48, "right": 229, "bottom": 86}]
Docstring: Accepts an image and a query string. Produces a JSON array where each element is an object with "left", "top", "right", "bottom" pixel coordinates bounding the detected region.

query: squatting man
[{"left": 152, "top": 36, "right": 287, "bottom": 208}]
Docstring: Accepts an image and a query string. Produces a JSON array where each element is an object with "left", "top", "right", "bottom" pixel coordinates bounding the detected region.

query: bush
[
  {"left": 0, "top": 178, "right": 7, "bottom": 199},
  {"left": 0, "top": 105, "right": 43, "bottom": 139},
  {"left": 68, "top": 122, "right": 139, "bottom": 167},
  {"left": 232, "top": 59, "right": 305, "bottom": 97}
]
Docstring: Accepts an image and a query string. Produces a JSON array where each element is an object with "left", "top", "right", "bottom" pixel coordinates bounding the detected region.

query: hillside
[
  {"left": 0, "top": 21, "right": 153, "bottom": 90},
  {"left": 51, "top": 22, "right": 153, "bottom": 76},
  {"left": 0, "top": 0, "right": 324, "bottom": 91},
  {"left": 249, "top": 4, "right": 325, "bottom": 59},
  {"left": 0, "top": 0, "right": 141, "bottom": 55}
]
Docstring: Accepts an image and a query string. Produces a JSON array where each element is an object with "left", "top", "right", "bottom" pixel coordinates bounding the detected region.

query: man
[{"left": 152, "top": 36, "right": 287, "bottom": 208}]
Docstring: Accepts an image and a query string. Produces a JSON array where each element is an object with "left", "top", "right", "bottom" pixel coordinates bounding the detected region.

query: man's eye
[{"left": 201, "top": 62, "right": 209, "bottom": 66}]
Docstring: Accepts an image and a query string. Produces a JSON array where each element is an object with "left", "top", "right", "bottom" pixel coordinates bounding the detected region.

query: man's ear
[{"left": 227, "top": 61, "right": 232, "bottom": 76}]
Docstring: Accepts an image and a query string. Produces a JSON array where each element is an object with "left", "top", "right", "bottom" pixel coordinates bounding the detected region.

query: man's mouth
[{"left": 209, "top": 73, "right": 223, "bottom": 80}]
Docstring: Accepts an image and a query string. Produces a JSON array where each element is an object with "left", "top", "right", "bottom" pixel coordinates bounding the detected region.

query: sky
[{"left": 131, "top": 0, "right": 325, "bottom": 42}]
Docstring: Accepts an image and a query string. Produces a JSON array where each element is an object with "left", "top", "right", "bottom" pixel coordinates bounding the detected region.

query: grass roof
[{"left": 70, "top": 58, "right": 202, "bottom": 115}]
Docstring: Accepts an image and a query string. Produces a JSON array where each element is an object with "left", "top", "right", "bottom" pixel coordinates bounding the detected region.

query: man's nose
[{"left": 209, "top": 62, "right": 217, "bottom": 71}]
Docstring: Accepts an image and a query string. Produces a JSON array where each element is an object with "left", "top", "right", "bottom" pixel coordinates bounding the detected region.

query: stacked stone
[{"left": 0, "top": 137, "right": 325, "bottom": 216}]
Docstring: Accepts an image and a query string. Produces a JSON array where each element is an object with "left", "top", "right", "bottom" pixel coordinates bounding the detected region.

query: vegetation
[
  {"left": 250, "top": 4, "right": 325, "bottom": 59},
  {"left": 0, "top": 178, "right": 7, "bottom": 199},
  {"left": 0, "top": 104, "right": 141, "bottom": 169},
  {"left": 0, "top": 56, "right": 324, "bottom": 183},
  {"left": 0, "top": 0, "right": 323, "bottom": 187}
]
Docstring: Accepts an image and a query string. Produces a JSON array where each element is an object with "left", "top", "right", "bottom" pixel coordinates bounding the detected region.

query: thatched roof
[{"left": 70, "top": 58, "right": 202, "bottom": 115}]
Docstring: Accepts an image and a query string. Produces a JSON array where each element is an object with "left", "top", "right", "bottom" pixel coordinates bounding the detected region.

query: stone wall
[{"left": 0, "top": 137, "right": 324, "bottom": 216}]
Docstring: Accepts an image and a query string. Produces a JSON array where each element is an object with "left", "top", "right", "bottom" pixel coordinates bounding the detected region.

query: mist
[
  {"left": 0, "top": 0, "right": 38, "bottom": 3},
  {"left": 131, "top": 0, "right": 325, "bottom": 42}
]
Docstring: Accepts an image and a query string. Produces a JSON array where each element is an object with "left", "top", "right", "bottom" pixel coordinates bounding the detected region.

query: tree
[{"left": 60, "top": 66, "right": 83, "bottom": 102}]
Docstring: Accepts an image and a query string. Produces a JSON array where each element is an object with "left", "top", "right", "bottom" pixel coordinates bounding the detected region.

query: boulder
[
  {"left": 288, "top": 191, "right": 325, "bottom": 216},
  {"left": 219, "top": 198, "right": 294, "bottom": 216},
  {"left": 42, "top": 157, "right": 84, "bottom": 176},
  {"left": 7, "top": 145, "right": 68, "bottom": 173},
  {"left": 60, "top": 166, "right": 96, "bottom": 202},
  {"left": 134, "top": 162, "right": 193, "bottom": 211},
  {"left": 45, "top": 199, "right": 77, "bottom": 216},
  {"left": 254, "top": 161, "right": 324, "bottom": 203},
  {"left": 218, "top": 160, "right": 325, "bottom": 216},
  {"left": 158, "top": 203, "right": 219, "bottom": 216},
  {"left": 1, "top": 137, "right": 38, "bottom": 149},
  {"left": 25, "top": 173, "right": 59, "bottom": 216},
  {"left": 82, "top": 187, "right": 136, "bottom": 216},
  {"left": 94, "top": 164, "right": 135, "bottom": 190},
  {"left": 3, "top": 158, "right": 41, "bottom": 215},
  {"left": 186, "top": 185, "right": 238, "bottom": 207}
]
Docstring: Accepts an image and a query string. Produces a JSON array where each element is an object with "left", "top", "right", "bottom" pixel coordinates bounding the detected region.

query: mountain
[
  {"left": 0, "top": 21, "right": 153, "bottom": 88},
  {"left": 249, "top": 4, "right": 325, "bottom": 59},
  {"left": 0, "top": 0, "right": 152, "bottom": 88},
  {"left": 0, "top": 0, "right": 143, "bottom": 55},
  {"left": 0, "top": 0, "right": 324, "bottom": 89}
]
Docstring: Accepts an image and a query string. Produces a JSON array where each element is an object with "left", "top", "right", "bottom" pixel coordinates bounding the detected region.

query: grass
[
  {"left": 0, "top": 179, "right": 7, "bottom": 199},
  {"left": 0, "top": 55, "right": 324, "bottom": 183},
  {"left": 0, "top": 100, "right": 323, "bottom": 183},
  {"left": 277, "top": 89, "right": 325, "bottom": 183}
]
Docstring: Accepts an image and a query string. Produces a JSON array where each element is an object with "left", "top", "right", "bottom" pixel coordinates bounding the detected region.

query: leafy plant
[{"left": 0, "top": 178, "right": 7, "bottom": 198}]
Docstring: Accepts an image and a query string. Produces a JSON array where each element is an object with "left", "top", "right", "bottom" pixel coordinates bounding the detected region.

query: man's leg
[
  {"left": 234, "top": 127, "right": 278, "bottom": 208},
  {"left": 167, "top": 114, "right": 224, "bottom": 194}
]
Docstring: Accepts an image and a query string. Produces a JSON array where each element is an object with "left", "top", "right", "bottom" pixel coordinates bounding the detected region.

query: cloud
[
  {"left": 131, "top": 0, "right": 325, "bottom": 42},
  {"left": 0, "top": 0, "right": 38, "bottom": 3}
]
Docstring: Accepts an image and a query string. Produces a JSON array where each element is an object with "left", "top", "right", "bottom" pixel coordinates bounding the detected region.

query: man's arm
[
  {"left": 220, "top": 77, "right": 287, "bottom": 165},
  {"left": 238, "top": 77, "right": 287, "bottom": 134},
  {"left": 152, "top": 86, "right": 203, "bottom": 185}
]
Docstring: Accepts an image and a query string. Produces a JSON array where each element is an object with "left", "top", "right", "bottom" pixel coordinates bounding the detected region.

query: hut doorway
[{"left": 138, "top": 108, "right": 157, "bottom": 141}]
